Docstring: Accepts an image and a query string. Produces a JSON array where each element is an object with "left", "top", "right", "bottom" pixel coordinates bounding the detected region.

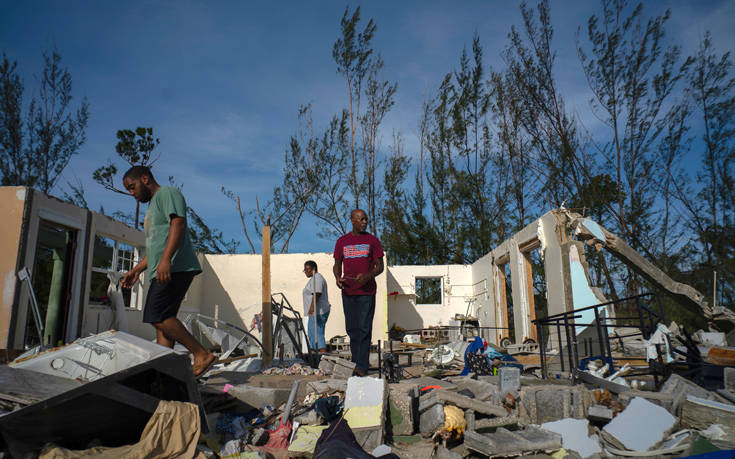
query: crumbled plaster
[{"left": 537, "top": 221, "right": 547, "bottom": 259}]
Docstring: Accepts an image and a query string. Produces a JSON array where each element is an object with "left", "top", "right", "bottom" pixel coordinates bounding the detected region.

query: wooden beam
[{"left": 262, "top": 225, "right": 272, "bottom": 367}]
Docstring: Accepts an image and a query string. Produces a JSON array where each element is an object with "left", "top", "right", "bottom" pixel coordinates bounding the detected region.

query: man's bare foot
[
  {"left": 318, "top": 348, "right": 328, "bottom": 354},
  {"left": 193, "top": 352, "right": 217, "bottom": 377}
]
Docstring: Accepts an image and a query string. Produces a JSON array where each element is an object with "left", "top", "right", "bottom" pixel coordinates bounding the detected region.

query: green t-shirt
[{"left": 144, "top": 186, "right": 202, "bottom": 280}]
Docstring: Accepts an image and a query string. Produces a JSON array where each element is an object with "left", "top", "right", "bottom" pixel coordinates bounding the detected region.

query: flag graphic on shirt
[{"left": 344, "top": 244, "right": 370, "bottom": 258}]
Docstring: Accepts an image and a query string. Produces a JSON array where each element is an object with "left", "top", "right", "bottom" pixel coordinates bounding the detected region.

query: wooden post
[{"left": 262, "top": 224, "right": 272, "bottom": 366}]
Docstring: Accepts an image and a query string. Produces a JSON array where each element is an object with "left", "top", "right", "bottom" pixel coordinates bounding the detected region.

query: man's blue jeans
[
  {"left": 307, "top": 311, "right": 330, "bottom": 350},
  {"left": 342, "top": 294, "right": 375, "bottom": 372}
]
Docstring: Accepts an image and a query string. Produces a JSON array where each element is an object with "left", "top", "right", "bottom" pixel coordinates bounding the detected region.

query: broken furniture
[{"left": 0, "top": 331, "right": 206, "bottom": 457}]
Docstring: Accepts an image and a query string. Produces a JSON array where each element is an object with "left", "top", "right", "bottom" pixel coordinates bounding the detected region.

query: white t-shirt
[{"left": 302, "top": 272, "right": 330, "bottom": 316}]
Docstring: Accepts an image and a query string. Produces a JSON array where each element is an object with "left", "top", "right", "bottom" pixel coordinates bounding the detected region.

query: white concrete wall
[
  {"left": 386, "top": 264, "right": 473, "bottom": 331},
  {"left": 182, "top": 252, "right": 389, "bottom": 344}
]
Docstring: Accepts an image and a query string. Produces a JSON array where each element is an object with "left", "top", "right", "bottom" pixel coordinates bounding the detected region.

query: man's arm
[
  {"left": 156, "top": 215, "right": 187, "bottom": 284},
  {"left": 356, "top": 257, "right": 384, "bottom": 285},
  {"left": 333, "top": 259, "right": 345, "bottom": 290},
  {"left": 121, "top": 255, "right": 148, "bottom": 288}
]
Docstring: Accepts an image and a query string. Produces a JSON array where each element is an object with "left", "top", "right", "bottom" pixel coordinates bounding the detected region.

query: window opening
[
  {"left": 415, "top": 277, "right": 442, "bottom": 305},
  {"left": 89, "top": 235, "right": 142, "bottom": 310}
]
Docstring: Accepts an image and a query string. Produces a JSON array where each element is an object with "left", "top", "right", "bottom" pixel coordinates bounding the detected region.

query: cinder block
[
  {"left": 419, "top": 403, "right": 445, "bottom": 434},
  {"left": 318, "top": 355, "right": 356, "bottom": 379},
  {"left": 519, "top": 385, "right": 593, "bottom": 424},
  {"left": 499, "top": 367, "right": 521, "bottom": 396},
  {"left": 587, "top": 404, "right": 613, "bottom": 423},
  {"left": 388, "top": 383, "right": 418, "bottom": 436}
]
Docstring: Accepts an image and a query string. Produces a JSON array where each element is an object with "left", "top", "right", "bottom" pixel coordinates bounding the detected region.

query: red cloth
[{"left": 333, "top": 232, "right": 384, "bottom": 295}]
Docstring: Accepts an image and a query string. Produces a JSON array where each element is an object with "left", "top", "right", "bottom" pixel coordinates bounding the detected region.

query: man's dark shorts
[{"left": 143, "top": 271, "right": 197, "bottom": 324}]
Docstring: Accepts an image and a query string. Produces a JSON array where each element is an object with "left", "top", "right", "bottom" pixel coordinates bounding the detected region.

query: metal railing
[{"left": 534, "top": 293, "right": 666, "bottom": 385}]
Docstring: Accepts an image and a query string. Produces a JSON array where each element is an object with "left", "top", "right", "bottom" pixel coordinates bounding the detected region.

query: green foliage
[{"left": 0, "top": 48, "right": 89, "bottom": 192}]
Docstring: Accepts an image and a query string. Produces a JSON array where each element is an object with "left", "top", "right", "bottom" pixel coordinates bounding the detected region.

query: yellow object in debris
[
  {"left": 442, "top": 405, "right": 466, "bottom": 437},
  {"left": 552, "top": 448, "right": 569, "bottom": 459}
]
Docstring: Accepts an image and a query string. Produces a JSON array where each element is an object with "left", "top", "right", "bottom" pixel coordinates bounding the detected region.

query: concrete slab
[
  {"left": 680, "top": 395, "right": 735, "bottom": 430},
  {"left": 447, "top": 376, "right": 499, "bottom": 402},
  {"left": 541, "top": 418, "right": 601, "bottom": 458},
  {"left": 659, "top": 373, "right": 729, "bottom": 414},
  {"left": 465, "top": 426, "right": 562, "bottom": 457},
  {"left": 603, "top": 397, "right": 676, "bottom": 452},
  {"left": 418, "top": 389, "right": 507, "bottom": 417},
  {"left": 411, "top": 377, "right": 458, "bottom": 391}
]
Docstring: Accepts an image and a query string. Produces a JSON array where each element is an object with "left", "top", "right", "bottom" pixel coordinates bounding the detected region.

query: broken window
[
  {"left": 89, "top": 235, "right": 143, "bottom": 310},
  {"left": 415, "top": 277, "right": 442, "bottom": 305},
  {"left": 25, "top": 221, "right": 77, "bottom": 348}
]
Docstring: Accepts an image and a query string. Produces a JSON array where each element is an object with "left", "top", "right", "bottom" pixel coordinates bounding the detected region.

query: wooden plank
[
  {"left": 706, "top": 346, "right": 735, "bottom": 366},
  {"left": 262, "top": 225, "right": 272, "bottom": 367}
]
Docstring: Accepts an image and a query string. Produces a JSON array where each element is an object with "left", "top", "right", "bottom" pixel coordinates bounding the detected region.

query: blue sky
[{"left": 1, "top": 1, "right": 733, "bottom": 253}]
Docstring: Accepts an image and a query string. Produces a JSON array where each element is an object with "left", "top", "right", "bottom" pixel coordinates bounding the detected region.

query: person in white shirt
[{"left": 302, "top": 260, "right": 330, "bottom": 353}]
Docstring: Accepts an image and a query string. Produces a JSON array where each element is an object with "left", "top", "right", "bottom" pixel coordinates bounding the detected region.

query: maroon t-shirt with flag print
[{"left": 333, "top": 232, "right": 384, "bottom": 296}]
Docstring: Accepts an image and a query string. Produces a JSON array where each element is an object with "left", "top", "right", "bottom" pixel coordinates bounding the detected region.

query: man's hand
[
  {"left": 355, "top": 272, "right": 373, "bottom": 286},
  {"left": 335, "top": 277, "right": 346, "bottom": 289},
  {"left": 308, "top": 305, "right": 314, "bottom": 315},
  {"left": 121, "top": 269, "right": 140, "bottom": 289},
  {"left": 157, "top": 258, "right": 172, "bottom": 284}
]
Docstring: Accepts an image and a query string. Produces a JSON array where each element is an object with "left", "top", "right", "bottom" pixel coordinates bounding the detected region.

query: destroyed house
[{"left": 0, "top": 186, "right": 717, "bottom": 356}]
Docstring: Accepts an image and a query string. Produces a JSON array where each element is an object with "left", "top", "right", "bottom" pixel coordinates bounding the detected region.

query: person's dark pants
[{"left": 342, "top": 294, "right": 375, "bottom": 372}]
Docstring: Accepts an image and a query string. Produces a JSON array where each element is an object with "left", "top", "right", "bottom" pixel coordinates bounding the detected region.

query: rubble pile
[{"left": 1, "top": 323, "right": 735, "bottom": 458}]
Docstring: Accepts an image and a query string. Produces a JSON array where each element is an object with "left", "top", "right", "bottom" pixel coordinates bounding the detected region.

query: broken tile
[
  {"left": 541, "top": 418, "right": 601, "bottom": 458},
  {"left": 603, "top": 397, "right": 676, "bottom": 452}
]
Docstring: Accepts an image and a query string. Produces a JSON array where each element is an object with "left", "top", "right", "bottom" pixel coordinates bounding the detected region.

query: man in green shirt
[{"left": 121, "top": 166, "right": 215, "bottom": 377}]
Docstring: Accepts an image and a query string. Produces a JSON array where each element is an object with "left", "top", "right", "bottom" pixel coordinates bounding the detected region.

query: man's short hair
[
  {"left": 123, "top": 165, "right": 154, "bottom": 181},
  {"left": 304, "top": 260, "right": 317, "bottom": 272}
]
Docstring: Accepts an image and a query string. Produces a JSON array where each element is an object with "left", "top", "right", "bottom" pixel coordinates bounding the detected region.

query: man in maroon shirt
[{"left": 333, "top": 209, "right": 384, "bottom": 376}]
